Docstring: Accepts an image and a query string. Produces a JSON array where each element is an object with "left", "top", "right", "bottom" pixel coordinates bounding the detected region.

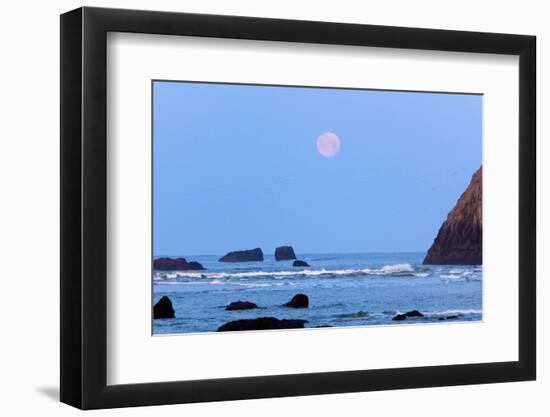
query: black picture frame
[{"left": 60, "top": 6, "right": 536, "bottom": 410}]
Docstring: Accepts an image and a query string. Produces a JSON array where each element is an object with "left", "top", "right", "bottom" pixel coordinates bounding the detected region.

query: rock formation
[
  {"left": 219, "top": 248, "right": 264, "bottom": 263},
  {"left": 293, "top": 260, "right": 310, "bottom": 267},
  {"left": 225, "top": 301, "right": 258, "bottom": 311},
  {"left": 283, "top": 293, "right": 309, "bottom": 308},
  {"left": 392, "top": 310, "right": 424, "bottom": 321},
  {"left": 275, "top": 246, "right": 296, "bottom": 261},
  {"left": 217, "top": 317, "right": 307, "bottom": 332},
  {"left": 424, "top": 167, "right": 482, "bottom": 265},
  {"left": 153, "top": 296, "right": 175, "bottom": 319},
  {"left": 153, "top": 257, "right": 204, "bottom": 271},
  {"left": 405, "top": 310, "right": 424, "bottom": 318}
]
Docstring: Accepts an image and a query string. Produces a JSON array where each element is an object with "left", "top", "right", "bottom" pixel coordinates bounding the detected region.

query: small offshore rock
[
  {"left": 217, "top": 317, "right": 307, "bottom": 332},
  {"left": 225, "top": 301, "right": 258, "bottom": 311},
  {"left": 283, "top": 293, "right": 309, "bottom": 308},
  {"left": 153, "top": 296, "right": 175, "bottom": 319},
  {"left": 405, "top": 310, "right": 424, "bottom": 318},
  {"left": 392, "top": 314, "right": 407, "bottom": 321},
  {"left": 293, "top": 260, "right": 310, "bottom": 267}
]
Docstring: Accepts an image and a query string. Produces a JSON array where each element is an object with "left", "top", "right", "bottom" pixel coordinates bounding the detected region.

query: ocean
[{"left": 152, "top": 252, "right": 482, "bottom": 335}]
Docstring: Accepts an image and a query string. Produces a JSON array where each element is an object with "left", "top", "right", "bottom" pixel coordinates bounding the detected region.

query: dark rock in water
[
  {"left": 185, "top": 261, "right": 205, "bottom": 270},
  {"left": 438, "top": 315, "right": 460, "bottom": 321},
  {"left": 283, "top": 293, "right": 309, "bottom": 308},
  {"left": 405, "top": 310, "right": 424, "bottom": 318},
  {"left": 424, "top": 167, "right": 482, "bottom": 265},
  {"left": 393, "top": 310, "right": 423, "bottom": 321},
  {"left": 315, "top": 325, "right": 333, "bottom": 328},
  {"left": 225, "top": 301, "right": 258, "bottom": 311},
  {"left": 275, "top": 246, "right": 297, "bottom": 261},
  {"left": 293, "top": 260, "right": 310, "bottom": 267},
  {"left": 217, "top": 317, "right": 307, "bottom": 332},
  {"left": 153, "top": 296, "right": 175, "bottom": 319},
  {"left": 219, "top": 248, "right": 264, "bottom": 262},
  {"left": 153, "top": 257, "right": 204, "bottom": 271}
]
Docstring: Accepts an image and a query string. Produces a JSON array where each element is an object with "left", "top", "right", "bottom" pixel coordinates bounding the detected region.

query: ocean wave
[
  {"left": 153, "top": 263, "right": 429, "bottom": 281},
  {"left": 440, "top": 270, "right": 481, "bottom": 282},
  {"left": 425, "top": 309, "right": 482, "bottom": 316}
]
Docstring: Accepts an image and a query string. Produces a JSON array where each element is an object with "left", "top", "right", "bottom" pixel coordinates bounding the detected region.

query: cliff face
[{"left": 423, "top": 167, "right": 482, "bottom": 265}]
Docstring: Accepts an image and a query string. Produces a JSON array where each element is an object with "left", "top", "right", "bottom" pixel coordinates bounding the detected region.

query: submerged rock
[
  {"left": 153, "top": 257, "right": 204, "bottom": 271},
  {"left": 225, "top": 301, "right": 258, "bottom": 311},
  {"left": 217, "top": 317, "right": 307, "bottom": 332},
  {"left": 219, "top": 248, "right": 264, "bottom": 263},
  {"left": 392, "top": 310, "right": 424, "bottom": 321},
  {"left": 283, "top": 293, "right": 309, "bottom": 308},
  {"left": 293, "top": 260, "right": 310, "bottom": 267},
  {"left": 405, "top": 310, "right": 424, "bottom": 318},
  {"left": 439, "top": 315, "right": 460, "bottom": 321},
  {"left": 153, "top": 296, "right": 175, "bottom": 319},
  {"left": 424, "top": 167, "right": 482, "bottom": 265},
  {"left": 275, "top": 246, "right": 297, "bottom": 261}
]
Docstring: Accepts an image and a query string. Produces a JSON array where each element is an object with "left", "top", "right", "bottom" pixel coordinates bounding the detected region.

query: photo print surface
[{"left": 152, "top": 81, "right": 482, "bottom": 335}]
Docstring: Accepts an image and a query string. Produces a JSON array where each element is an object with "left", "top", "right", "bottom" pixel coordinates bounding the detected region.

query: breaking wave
[{"left": 153, "top": 263, "right": 430, "bottom": 282}]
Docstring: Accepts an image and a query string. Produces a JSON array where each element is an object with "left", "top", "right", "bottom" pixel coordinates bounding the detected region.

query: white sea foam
[
  {"left": 152, "top": 263, "right": 424, "bottom": 281},
  {"left": 378, "top": 263, "right": 415, "bottom": 273},
  {"left": 427, "top": 309, "right": 482, "bottom": 316}
]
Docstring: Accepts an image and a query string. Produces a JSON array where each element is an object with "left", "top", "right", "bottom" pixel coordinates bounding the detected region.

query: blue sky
[{"left": 153, "top": 81, "right": 481, "bottom": 255}]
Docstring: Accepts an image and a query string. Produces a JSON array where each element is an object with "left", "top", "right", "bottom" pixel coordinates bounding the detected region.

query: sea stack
[
  {"left": 219, "top": 248, "right": 264, "bottom": 262},
  {"left": 424, "top": 167, "right": 482, "bottom": 265},
  {"left": 275, "top": 246, "right": 296, "bottom": 261}
]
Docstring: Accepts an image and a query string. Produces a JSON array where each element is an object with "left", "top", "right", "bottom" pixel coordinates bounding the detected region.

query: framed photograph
[{"left": 60, "top": 6, "right": 536, "bottom": 409}]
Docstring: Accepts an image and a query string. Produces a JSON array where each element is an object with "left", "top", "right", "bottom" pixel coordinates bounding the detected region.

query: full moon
[{"left": 316, "top": 132, "right": 341, "bottom": 158}]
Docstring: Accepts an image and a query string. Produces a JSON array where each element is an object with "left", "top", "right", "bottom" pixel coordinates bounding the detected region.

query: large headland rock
[
  {"left": 219, "top": 248, "right": 264, "bottom": 263},
  {"left": 153, "top": 257, "right": 204, "bottom": 271},
  {"left": 275, "top": 246, "right": 296, "bottom": 261},
  {"left": 423, "top": 167, "right": 482, "bottom": 265}
]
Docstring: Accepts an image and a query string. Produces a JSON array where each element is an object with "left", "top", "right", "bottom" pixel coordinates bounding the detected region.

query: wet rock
[
  {"left": 424, "top": 167, "right": 482, "bottom": 265},
  {"left": 219, "top": 248, "right": 264, "bottom": 262},
  {"left": 439, "top": 315, "right": 460, "bottom": 321},
  {"left": 393, "top": 310, "right": 424, "bottom": 321},
  {"left": 225, "top": 301, "right": 258, "bottom": 311},
  {"left": 153, "top": 257, "right": 204, "bottom": 271},
  {"left": 153, "top": 296, "right": 175, "bottom": 319},
  {"left": 283, "top": 293, "right": 309, "bottom": 308},
  {"left": 293, "top": 260, "right": 310, "bottom": 267},
  {"left": 217, "top": 317, "right": 307, "bottom": 332},
  {"left": 275, "top": 246, "right": 296, "bottom": 261},
  {"left": 405, "top": 310, "right": 424, "bottom": 318}
]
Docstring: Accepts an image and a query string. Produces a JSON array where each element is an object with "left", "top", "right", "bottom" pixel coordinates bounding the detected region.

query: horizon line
[{"left": 153, "top": 250, "right": 428, "bottom": 258}]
